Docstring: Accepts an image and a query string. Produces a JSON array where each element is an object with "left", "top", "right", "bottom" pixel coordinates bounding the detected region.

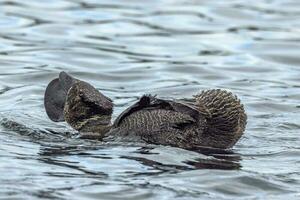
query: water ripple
[{"left": 0, "top": 0, "right": 300, "bottom": 199}]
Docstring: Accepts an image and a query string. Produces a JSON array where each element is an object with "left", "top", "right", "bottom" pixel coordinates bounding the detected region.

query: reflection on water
[{"left": 0, "top": 0, "right": 299, "bottom": 199}]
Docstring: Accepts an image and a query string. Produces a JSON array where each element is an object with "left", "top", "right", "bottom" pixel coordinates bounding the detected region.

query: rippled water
[{"left": 0, "top": 0, "right": 300, "bottom": 199}]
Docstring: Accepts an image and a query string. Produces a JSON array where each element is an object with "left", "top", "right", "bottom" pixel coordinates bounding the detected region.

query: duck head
[{"left": 44, "top": 72, "right": 113, "bottom": 137}]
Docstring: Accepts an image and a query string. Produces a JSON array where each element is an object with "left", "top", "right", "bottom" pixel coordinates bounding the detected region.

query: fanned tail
[{"left": 194, "top": 89, "right": 247, "bottom": 142}]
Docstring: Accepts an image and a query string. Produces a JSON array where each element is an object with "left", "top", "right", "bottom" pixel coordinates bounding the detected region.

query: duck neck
[{"left": 78, "top": 115, "right": 113, "bottom": 140}]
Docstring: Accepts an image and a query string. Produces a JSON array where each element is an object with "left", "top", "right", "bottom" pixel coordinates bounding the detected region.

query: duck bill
[
  {"left": 44, "top": 71, "right": 78, "bottom": 122},
  {"left": 59, "top": 71, "right": 78, "bottom": 92}
]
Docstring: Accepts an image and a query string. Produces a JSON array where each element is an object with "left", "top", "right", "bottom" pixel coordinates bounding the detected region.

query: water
[{"left": 0, "top": 0, "right": 299, "bottom": 199}]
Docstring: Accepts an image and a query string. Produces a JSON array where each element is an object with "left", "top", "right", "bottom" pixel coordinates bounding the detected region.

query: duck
[{"left": 44, "top": 71, "right": 247, "bottom": 149}]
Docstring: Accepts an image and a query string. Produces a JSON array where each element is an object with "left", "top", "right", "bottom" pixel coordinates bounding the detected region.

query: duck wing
[{"left": 113, "top": 95, "right": 201, "bottom": 128}]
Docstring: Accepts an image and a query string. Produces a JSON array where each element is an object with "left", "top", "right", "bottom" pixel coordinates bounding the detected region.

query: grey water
[{"left": 0, "top": 0, "right": 299, "bottom": 199}]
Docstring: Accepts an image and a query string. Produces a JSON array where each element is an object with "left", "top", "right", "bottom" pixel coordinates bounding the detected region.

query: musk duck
[{"left": 45, "top": 72, "right": 247, "bottom": 149}]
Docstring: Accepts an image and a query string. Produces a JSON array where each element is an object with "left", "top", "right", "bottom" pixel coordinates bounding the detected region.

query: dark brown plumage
[
  {"left": 109, "top": 91, "right": 246, "bottom": 149},
  {"left": 44, "top": 72, "right": 247, "bottom": 149},
  {"left": 194, "top": 89, "right": 247, "bottom": 148},
  {"left": 64, "top": 81, "right": 113, "bottom": 134}
]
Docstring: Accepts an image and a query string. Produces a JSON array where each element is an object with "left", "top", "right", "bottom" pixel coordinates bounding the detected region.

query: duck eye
[{"left": 78, "top": 90, "right": 84, "bottom": 97}]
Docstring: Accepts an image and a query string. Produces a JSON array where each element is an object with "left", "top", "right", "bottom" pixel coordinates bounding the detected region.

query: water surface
[{"left": 0, "top": 0, "right": 300, "bottom": 199}]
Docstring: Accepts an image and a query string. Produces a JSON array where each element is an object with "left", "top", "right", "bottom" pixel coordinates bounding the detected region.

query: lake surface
[{"left": 0, "top": 0, "right": 299, "bottom": 199}]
